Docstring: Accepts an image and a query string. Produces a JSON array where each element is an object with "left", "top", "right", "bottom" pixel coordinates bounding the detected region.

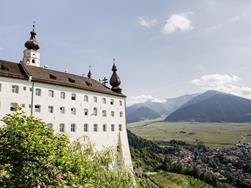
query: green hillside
[{"left": 137, "top": 172, "right": 213, "bottom": 188}]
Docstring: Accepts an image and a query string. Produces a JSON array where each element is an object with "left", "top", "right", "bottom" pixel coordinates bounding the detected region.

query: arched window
[
  {"left": 59, "top": 123, "right": 65, "bottom": 132},
  {"left": 84, "top": 108, "right": 88, "bottom": 116},
  {"left": 93, "top": 108, "right": 97, "bottom": 116},
  {"left": 47, "top": 123, "right": 53, "bottom": 129},
  {"left": 102, "top": 98, "right": 106, "bottom": 104},
  {"left": 94, "top": 96, "right": 98, "bottom": 103},
  {"left": 102, "top": 110, "right": 107, "bottom": 117},
  {"left": 111, "top": 124, "right": 115, "bottom": 132},
  {"left": 84, "top": 124, "right": 88, "bottom": 132},
  {"left": 71, "top": 124, "right": 76, "bottom": 132},
  {"left": 94, "top": 124, "right": 98, "bottom": 132},
  {"left": 71, "top": 93, "right": 76, "bottom": 100},
  {"left": 103, "top": 124, "right": 107, "bottom": 132},
  {"left": 84, "top": 95, "right": 88, "bottom": 102}
]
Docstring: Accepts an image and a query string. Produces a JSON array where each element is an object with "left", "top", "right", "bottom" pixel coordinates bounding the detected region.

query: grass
[
  {"left": 128, "top": 120, "right": 251, "bottom": 147},
  {"left": 137, "top": 172, "right": 213, "bottom": 188}
]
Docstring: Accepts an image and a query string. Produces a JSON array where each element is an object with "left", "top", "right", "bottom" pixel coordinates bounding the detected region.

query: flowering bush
[{"left": 0, "top": 107, "right": 133, "bottom": 187}]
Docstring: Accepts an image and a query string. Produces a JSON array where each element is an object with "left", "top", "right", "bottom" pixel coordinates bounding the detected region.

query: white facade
[
  {"left": 23, "top": 49, "right": 40, "bottom": 67},
  {"left": 0, "top": 75, "right": 133, "bottom": 171}
]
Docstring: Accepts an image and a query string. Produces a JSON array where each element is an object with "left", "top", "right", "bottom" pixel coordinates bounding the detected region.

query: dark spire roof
[
  {"left": 87, "top": 65, "right": 92, "bottom": 78},
  {"left": 109, "top": 59, "right": 122, "bottom": 93},
  {"left": 24, "top": 22, "right": 40, "bottom": 50}
]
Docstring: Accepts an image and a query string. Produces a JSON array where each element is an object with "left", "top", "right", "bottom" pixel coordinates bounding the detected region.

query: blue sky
[{"left": 1, "top": 0, "right": 251, "bottom": 105}]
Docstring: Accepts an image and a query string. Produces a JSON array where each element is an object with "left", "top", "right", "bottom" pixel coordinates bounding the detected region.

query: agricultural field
[{"left": 128, "top": 120, "right": 251, "bottom": 147}]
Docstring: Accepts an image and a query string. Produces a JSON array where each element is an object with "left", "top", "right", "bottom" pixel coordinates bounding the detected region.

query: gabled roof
[{"left": 0, "top": 60, "right": 125, "bottom": 97}]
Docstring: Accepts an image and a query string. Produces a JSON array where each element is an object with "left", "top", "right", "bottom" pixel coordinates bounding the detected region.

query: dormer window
[
  {"left": 49, "top": 74, "right": 57, "bottom": 80},
  {"left": 68, "top": 78, "right": 75, "bottom": 83},
  {"left": 85, "top": 81, "right": 92, "bottom": 87}
]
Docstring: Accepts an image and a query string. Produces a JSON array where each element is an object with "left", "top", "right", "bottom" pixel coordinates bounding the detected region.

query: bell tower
[{"left": 22, "top": 22, "right": 40, "bottom": 67}]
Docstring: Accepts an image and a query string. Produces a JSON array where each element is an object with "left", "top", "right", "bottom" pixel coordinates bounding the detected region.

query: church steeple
[
  {"left": 22, "top": 22, "right": 41, "bottom": 67},
  {"left": 109, "top": 58, "right": 122, "bottom": 93}
]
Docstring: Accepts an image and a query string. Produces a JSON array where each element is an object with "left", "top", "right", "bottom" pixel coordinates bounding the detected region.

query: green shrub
[{"left": 0, "top": 107, "right": 133, "bottom": 187}]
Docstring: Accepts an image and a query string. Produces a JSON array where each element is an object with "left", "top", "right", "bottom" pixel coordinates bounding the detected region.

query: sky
[{"left": 1, "top": 0, "right": 251, "bottom": 105}]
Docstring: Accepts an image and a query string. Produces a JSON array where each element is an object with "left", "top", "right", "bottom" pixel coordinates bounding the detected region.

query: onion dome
[
  {"left": 110, "top": 60, "right": 122, "bottom": 93},
  {"left": 24, "top": 23, "right": 40, "bottom": 50}
]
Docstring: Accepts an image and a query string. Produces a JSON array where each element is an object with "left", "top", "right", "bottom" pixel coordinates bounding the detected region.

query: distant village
[{"left": 170, "top": 142, "right": 251, "bottom": 184}]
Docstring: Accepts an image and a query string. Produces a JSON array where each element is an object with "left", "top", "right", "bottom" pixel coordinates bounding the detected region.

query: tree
[{"left": 0, "top": 107, "right": 133, "bottom": 187}]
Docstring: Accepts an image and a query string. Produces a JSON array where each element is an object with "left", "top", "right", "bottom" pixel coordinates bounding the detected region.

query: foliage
[{"left": 0, "top": 107, "right": 133, "bottom": 187}]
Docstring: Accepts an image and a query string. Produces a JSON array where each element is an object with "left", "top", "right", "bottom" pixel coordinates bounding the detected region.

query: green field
[
  {"left": 128, "top": 120, "right": 251, "bottom": 147},
  {"left": 137, "top": 172, "right": 213, "bottom": 188}
]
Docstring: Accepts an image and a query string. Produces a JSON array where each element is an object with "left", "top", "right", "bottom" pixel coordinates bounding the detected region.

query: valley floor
[{"left": 128, "top": 120, "right": 251, "bottom": 147}]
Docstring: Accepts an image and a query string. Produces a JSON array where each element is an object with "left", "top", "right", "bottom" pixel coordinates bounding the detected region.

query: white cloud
[
  {"left": 191, "top": 74, "right": 251, "bottom": 99},
  {"left": 161, "top": 12, "right": 193, "bottom": 35},
  {"left": 138, "top": 17, "right": 158, "bottom": 28},
  {"left": 127, "top": 95, "right": 166, "bottom": 106}
]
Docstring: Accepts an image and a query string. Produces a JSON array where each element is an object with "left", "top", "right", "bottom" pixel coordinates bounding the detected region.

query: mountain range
[
  {"left": 127, "top": 90, "right": 251, "bottom": 123},
  {"left": 126, "top": 94, "right": 197, "bottom": 123}
]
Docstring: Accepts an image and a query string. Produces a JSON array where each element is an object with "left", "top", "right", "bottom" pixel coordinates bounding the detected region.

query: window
[
  {"left": 71, "top": 107, "right": 76, "bottom": 115},
  {"left": 84, "top": 95, "right": 88, "bottom": 102},
  {"left": 21, "top": 104, "right": 25, "bottom": 108},
  {"left": 84, "top": 108, "right": 88, "bottom": 116},
  {"left": 60, "top": 92, "right": 65, "bottom": 99},
  {"left": 111, "top": 111, "right": 115, "bottom": 117},
  {"left": 68, "top": 78, "right": 75, "bottom": 83},
  {"left": 71, "top": 124, "right": 76, "bottom": 132},
  {"left": 49, "top": 74, "right": 57, "bottom": 80},
  {"left": 12, "top": 85, "right": 19, "bottom": 93},
  {"left": 71, "top": 93, "right": 76, "bottom": 100},
  {"left": 94, "top": 96, "right": 97, "bottom": 103},
  {"left": 119, "top": 124, "right": 122, "bottom": 131},
  {"left": 119, "top": 100, "right": 123, "bottom": 106},
  {"left": 47, "top": 123, "right": 53, "bottom": 129},
  {"left": 102, "top": 98, "right": 106, "bottom": 104},
  {"left": 23, "top": 86, "right": 26, "bottom": 91},
  {"left": 0, "top": 83, "right": 2, "bottom": 92},
  {"left": 59, "top": 124, "right": 65, "bottom": 132},
  {"left": 93, "top": 108, "right": 98, "bottom": 116},
  {"left": 102, "top": 110, "right": 107, "bottom": 117},
  {"left": 35, "top": 88, "right": 41, "bottom": 96},
  {"left": 103, "top": 124, "right": 107, "bottom": 132},
  {"left": 48, "top": 106, "right": 54, "bottom": 113},
  {"left": 110, "top": 99, "right": 114, "bottom": 105},
  {"left": 34, "top": 105, "right": 41, "bottom": 112},
  {"left": 49, "top": 90, "right": 54, "bottom": 97},
  {"left": 120, "top": 111, "right": 123, "bottom": 117},
  {"left": 94, "top": 124, "right": 98, "bottom": 132},
  {"left": 84, "top": 124, "right": 88, "bottom": 132},
  {"left": 111, "top": 124, "right": 115, "bottom": 132},
  {"left": 30, "top": 87, "right": 32, "bottom": 92},
  {"left": 10, "top": 103, "right": 17, "bottom": 111},
  {"left": 60, "top": 106, "right": 65, "bottom": 114}
]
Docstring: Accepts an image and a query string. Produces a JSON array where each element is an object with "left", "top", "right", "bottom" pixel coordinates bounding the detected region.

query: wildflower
[{"left": 56, "top": 175, "right": 62, "bottom": 182}]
